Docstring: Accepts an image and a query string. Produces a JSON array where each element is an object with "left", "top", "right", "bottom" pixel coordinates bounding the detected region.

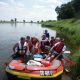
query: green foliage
[
  {"left": 70, "top": 50, "right": 80, "bottom": 62},
  {"left": 55, "top": 0, "right": 80, "bottom": 20},
  {"left": 11, "top": 19, "right": 14, "bottom": 23},
  {"left": 55, "top": 2, "right": 75, "bottom": 20},
  {"left": 72, "top": 0, "right": 80, "bottom": 12},
  {"left": 37, "top": 21, "right": 39, "bottom": 23},
  {"left": 70, "top": 57, "right": 80, "bottom": 80}
]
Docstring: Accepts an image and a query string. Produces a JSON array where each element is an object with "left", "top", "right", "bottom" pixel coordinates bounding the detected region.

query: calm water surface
[{"left": 0, "top": 23, "right": 56, "bottom": 80}]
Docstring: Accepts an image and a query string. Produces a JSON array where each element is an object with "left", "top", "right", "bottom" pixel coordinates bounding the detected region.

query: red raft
[{"left": 6, "top": 59, "right": 63, "bottom": 80}]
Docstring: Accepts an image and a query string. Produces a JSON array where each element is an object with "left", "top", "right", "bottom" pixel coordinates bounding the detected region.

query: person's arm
[
  {"left": 48, "top": 33, "right": 50, "bottom": 39},
  {"left": 55, "top": 45, "right": 65, "bottom": 59},
  {"left": 25, "top": 42, "right": 30, "bottom": 53},
  {"left": 62, "top": 45, "right": 66, "bottom": 52},
  {"left": 27, "top": 44, "right": 30, "bottom": 53},
  {"left": 13, "top": 43, "right": 18, "bottom": 54}
]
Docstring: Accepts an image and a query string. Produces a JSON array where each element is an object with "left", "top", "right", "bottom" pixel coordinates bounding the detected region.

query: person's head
[
  {"left": 33, "top": 38, "right": 38, "bottom": 45},
  {"left": 20, "top": 37, "right": 25, "bottom": 44},
  {"left": 55, "top": 37, "right": 60, "bottom": 42},
  {"left": 51, "top": 36, "right": 54, "bottom": 40},
  {"left": 61, "top": 38, "right": 64, "bottom": 42},
  {"left": 45, "top": 29, "right": 48, "bottom": 33},
  {"left": 26, "top": 36, "right": 30, "bottom": 40},
  {"left": 42, "top": 35, "right": 46, "bottom": 40}
]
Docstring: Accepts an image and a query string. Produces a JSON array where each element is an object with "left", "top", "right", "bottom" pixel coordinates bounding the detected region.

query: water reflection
[{"left": 11, "top": 22, "right": 17, "bottom": 27}]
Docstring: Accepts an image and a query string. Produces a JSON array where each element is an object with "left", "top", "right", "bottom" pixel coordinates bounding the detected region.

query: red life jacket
[
  {"left": 33, "top": 42, "right": 40, "bottom": 53},
  {"left": 53, "top": 41, "right": 64, "bottom": 53},
  {"left": 50, "top": 39, "right": 55, "bottom": 47},
  {"left": 26, "top": 40, "right": 33, "bottom": 51}
]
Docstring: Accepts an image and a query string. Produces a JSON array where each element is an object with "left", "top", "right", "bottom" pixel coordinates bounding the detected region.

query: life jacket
[
  {"left": 17, "top": 41, "right": 27, "bottom": 54},
  {"left": 26, "top": 40, "right": 33, "bottom": 51},
  {"left": 33, "top": 42, "right": 40, "bottom": 53},
  {"left": 44, "top": 32, "right": 49, "bottom": 39},
  {"left": 53, "top": 41, "right": 64, "bottom": 53},
  {"left": 50, "top": 39, "right": 55, "bottom": 47},
  {"left": 45, "top": 41, "right": 50, "bottom": 46},
  {"left": 41, "top": 38, "right": 48, "bottom": 47}
]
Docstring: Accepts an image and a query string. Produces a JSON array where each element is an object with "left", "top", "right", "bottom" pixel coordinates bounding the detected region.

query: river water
[{"left": 0, "top": 23, "right": 56, "bottom": 80}]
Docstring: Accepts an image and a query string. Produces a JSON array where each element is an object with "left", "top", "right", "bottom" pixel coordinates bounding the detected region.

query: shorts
[{"left": 52, "top": 51, "right": 63, "bottom": 60}]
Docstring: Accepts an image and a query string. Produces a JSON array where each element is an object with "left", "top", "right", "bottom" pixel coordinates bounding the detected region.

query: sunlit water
[{"left": 0, "top": 23, "right": 56, "bottom": 80}]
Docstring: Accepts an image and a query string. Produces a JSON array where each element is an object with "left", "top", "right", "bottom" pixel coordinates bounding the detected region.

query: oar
[
  {"left": 63, "top": 51, "right": 75, "bottom": 65},
  {"left": 54, "top": 52, "right": 62, "bottom": 60},
  {"left": 50, "top": 51, "right": 71, "bottom": 62}
]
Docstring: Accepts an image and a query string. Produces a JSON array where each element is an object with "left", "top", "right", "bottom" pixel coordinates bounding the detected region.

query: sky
[{"left": 0, "top": 0, "right": 71, "bottom": 21}]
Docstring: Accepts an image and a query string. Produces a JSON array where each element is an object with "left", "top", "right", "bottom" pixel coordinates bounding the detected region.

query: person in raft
[
  {"left": 48, "top": 38, "right": 66, "bottom": 61},
  {"left": 32, "top": 37, "right": 41, "bottom": 54},
  {"left": 12, "top": 37, "right": 29, "bottom": 59},
  {"left": 41, "top": 34, "right": 49, "bottom": 52},
  {"left": 50, "top": 36, "right": 55, "bottom": 47},
  {"left": 26, "top": 36, "right": 33, "bottom": 53},
  {"left": 44, "top": 29, "right": 50, "bottom": 40}
]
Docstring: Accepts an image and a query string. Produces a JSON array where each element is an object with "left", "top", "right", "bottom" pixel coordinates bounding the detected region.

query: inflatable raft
[{"left": 6, "top": 59, "right": 63, "bottom": 80}]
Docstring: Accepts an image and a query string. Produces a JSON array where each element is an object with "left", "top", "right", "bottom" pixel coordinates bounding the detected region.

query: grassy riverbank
[{"left": 42, "top": 19, "right": 80, "bottom": 62}]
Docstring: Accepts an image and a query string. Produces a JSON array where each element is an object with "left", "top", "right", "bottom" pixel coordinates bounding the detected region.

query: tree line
[
  {"left": 0, "top": 18, "right": 35, "bottom": 23},
  {"left": 55, "top": 0, "right": 80, "bottom": 20}
]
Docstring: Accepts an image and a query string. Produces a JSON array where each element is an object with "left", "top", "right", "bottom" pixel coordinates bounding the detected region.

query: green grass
[
  {"left": 41, "top": 19, "right": 80, "bottom": 62},
  {"left": 70, "top": 50, "right": 80, "bottom": 62}
]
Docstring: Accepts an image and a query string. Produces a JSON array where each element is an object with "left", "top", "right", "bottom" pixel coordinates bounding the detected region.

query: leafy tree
[
  {"left": 37, "top": 21, "right": 39, "bottom": 23},
  {"left": 72, "top": 0, "right": 80, "bottom": 12},
  {"left": 11, "top": 19, "right": 14, "bottom": 23},
  {"left": 30, "top": 20, "right": 33, "bottom": 23},
  {"left": 23, "top": 20, "right": 25, "bottom": 23},
  {"left": 41, "top": 20, "right": 44, "bottom": 23},
  {"left": 55, "top": 2, "right": 75, "bottom": 20},
  {"left": 14, "top": 18, "right": 17, "bottom": 23}
]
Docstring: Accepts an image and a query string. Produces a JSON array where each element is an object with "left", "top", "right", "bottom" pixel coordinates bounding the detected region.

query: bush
[{"left": 70, "top": 57, "right": 80, "bottom": 80}]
